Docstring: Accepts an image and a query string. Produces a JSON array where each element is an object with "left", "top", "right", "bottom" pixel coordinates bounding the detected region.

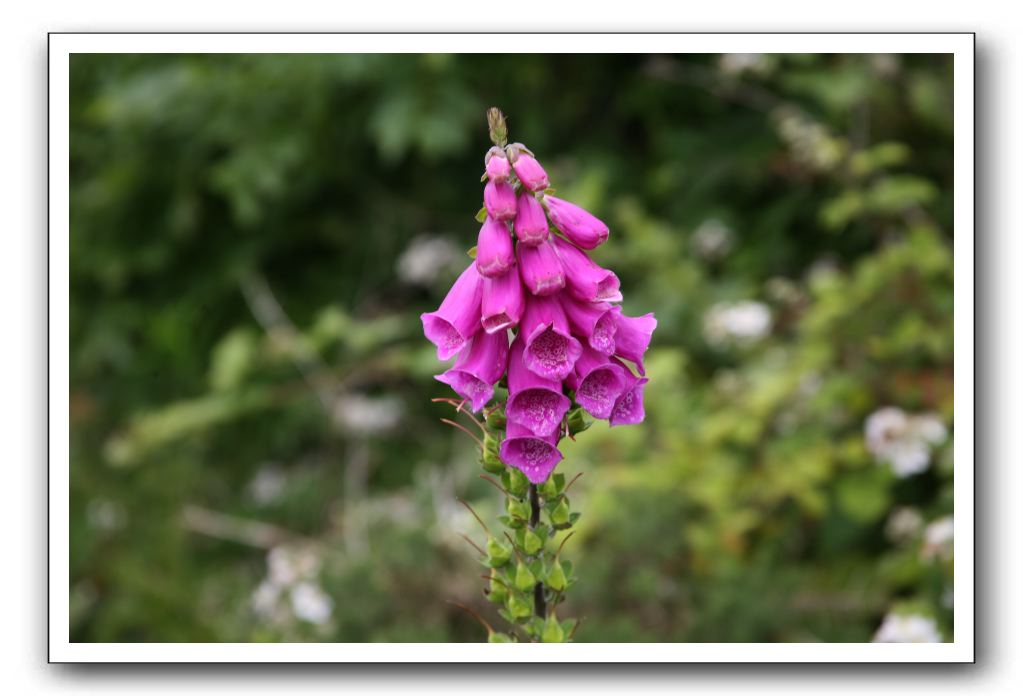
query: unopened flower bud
[
  {"left": 475, "top": 217, "right": 515, "bottom": 278},
  {"left": 544, "top": 195, "right": 609, "bottom": 249},
  {"left": 484, "top": 146, "right": 511, "bottom": 182},
  {"left": 486, "top": 536, "right": 511, "bottom": 567},
  {"left": 545, "top": 560, "right": 567, "bottom": 592},
  {"left": 507, "top": 143, "right": 550, "bottom": 191},
  {"left": 541, "top": 616, "right": 565, "bottom": 643},
  {"left": 517, "top": 238, "right": 565, "bottom": 297},
  {"left": 513, "top": 190, "right": 549, "bottom": 246},
  {"left": 484, "top": 180, "right": 517, "bottom": 221},
  {"left": 514, "top": 561, "right": 536, "bottom": 591}
]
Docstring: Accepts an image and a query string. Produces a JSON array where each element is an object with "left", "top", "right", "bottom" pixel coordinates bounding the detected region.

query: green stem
[{"left": 528, "top": 483, "right": 547, "bottom": 619}]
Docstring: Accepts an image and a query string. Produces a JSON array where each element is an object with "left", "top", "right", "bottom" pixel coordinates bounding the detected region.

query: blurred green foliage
[{"left": 70, "top": 53, "right": 954, "bottom": 643}]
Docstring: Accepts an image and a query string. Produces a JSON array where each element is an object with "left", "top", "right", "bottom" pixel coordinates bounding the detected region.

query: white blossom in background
[
  {"left": 248, "top": 463, "right": 287, "bottom": 505},
  {"left": 290, "top": 582, "right": 334, "bottom": 625},
  {"left": 864, "top": 407, "right": 948, "bottom": 477},
  {"left": 921, "top": 515, "right": 954, "bottom": 562},
  {"left": 252, "top": 544, "right": 332, "bottom": 626},
  {"left": 334, "top": 393, "right": 403, "bottom": 435},
  {"left": 873, "top": 612, "right": 943, "bottom": 643},
  {"left": 703, "top": 301, "right": 772, "bottom": 346},
  {"left": 396, "top": 235, "right": 460, "bottom": 285},
  {"left": 690, "top": 219, "right": 734, "bottom": 260},
  {"left": 86, "top": 498, "right": 127, "bottom": 531},
  {"left": 885, "top": 507, "right": 924, "bottom": 544},
  {"left": 719, "top": 53, "right": 769, "bottom": 76}
]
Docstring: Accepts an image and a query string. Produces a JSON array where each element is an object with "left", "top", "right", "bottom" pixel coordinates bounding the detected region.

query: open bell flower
[
  {"left": 551, "top": 236, "right": 622, "bottom": 302},
  {"left": 420, "top": 262, "right": 484, "bottom": 360},
  {"left": 484, "top": 180, "right": 517, "bottom": 221},
  {"left": 475, "top": 217, "right": 515, "bottom": 278},
  {"left": 568, "top": 346, "right": 628, "bottom": 420},
  {"left": 513, "top": 190, "right": 549, "bottom": 246},
  {"left": 560, "top": 293, "right": 618, "bottom": 355},
  {"left": 507, "top": 143, "right": 550, "bottom": 192},
  {"left": 506, "top": 337, "right": 571, "bottom": 438},
  {"left": 499, "top": 420, "right": 563, "bottom": 484},
  {"left": 608, "top": 358, "right": 649, "bottom": 427},
  {"left": 544, "top": 195, "right": 609, "bottom": 249},
  {"left": 481, "top": 268, "right": 525, "bottom": 334},
  {"left": 484, "top": 146, "right": 511, "bottom": 182},
  {"left": 519, "top": 294, "right": 582, "bottom": 382},
  {"left": 517, "top": 238, "right": 565, "bottom": 296},
  {"left": 612, "top": 310, "right": 657, "bottom": 375},
  {"left": 434, "top": 329, "right": 509, "bottom": 412}
]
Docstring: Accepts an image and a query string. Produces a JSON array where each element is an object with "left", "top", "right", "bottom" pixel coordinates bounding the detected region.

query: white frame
[{"left": 49, "top": 32, "right": 975, "bottom": 663}]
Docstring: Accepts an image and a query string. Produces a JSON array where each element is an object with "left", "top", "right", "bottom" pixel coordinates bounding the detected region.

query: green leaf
[{"left": 475, "top": 206, "right": 488, "bottom": 223}]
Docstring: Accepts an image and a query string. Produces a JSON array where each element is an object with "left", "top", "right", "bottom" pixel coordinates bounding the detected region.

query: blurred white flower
[
  {"left": 704, "top": 301, "right": 772, "bottom": 346},
  {"left": 921, "top": 515, "right": 954, "bottom": 562},
  {"left": 248, "top": 464, "right": 287, "bottom": 505},
  {"left": 267, "top": 545, "right": 321, "bottom": 587},
  {"left": 396, "top": 235, "right": 460, "bottom": 285},
  {"left": 690, "top": 219, "right": 734, "bottom": 260},
  {"left": 250, "top": 579, "right": 282, "bottom": 618},
  {"left": 873, "top": 612, "right": 942, "bottom": 643},
  {"left": 290, "top": 581, "right": 334, "bottom": 625},
  {"left": 719, "top": 53, "right": 769, "bottom": 76},
  {"left": 885, "top": 507, "right": 924, "bottom": 544},
  {"left": 86, "top": 499, "right": 127, "bottom": 531},
  {"left": 870, "top": 54, "right": 901, "bottom": 77},
  {"left": 334, "top": 393, "right": 403, "bottom": 435},
  {"left": 253, "top": 545, "right": 332, "bottom": 626},
  {"left": 942, "top": 587, "right": 954, "bottom": 610},
  {"left": 864, "top": 407, "right": 947, "bottom": 477},
  {"left": 773, "top": 107, "right": 842, "bottom": 171}
]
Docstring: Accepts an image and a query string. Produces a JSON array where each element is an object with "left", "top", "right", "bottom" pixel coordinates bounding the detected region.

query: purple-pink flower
[
  {"left": 422, "top": 128, "right": 655, "bottom": 483},
  {"left": 484, "top": 180, "right": 517, "bottom": 222},
  {"left": 517, "top": 238, "right": 565, "bottom": 297},
  {"left": 434, "top": 329, "right": 510, "bottom": 412},
  {"left": 543, "top": 195, "right": 609, "bottom": 250},
  {"left": 507, "top": 338, "right": 571, "bottom": 438},
  {"left": 475, "top": 217, "right": 515, "bottom": 278},
  {"left": 513, "top": 190, "right": 549, "bottom": 246},
  {"left": 481, "top": 268, "right": 524, "bottom": 334},
  {"left": 507, "top": 143, "right": 550, "bottom": 192},
  {"left": 420, "top": 261, "right": 484, "bottom": 360},
  {"left": 484, "top": 146, "right": 511, "bottom": 182}
]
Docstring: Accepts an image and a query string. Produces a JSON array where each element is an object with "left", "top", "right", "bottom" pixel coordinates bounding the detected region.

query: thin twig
[
  {"left": 440, "top": 418, "right": 484, "bottom": 449},
  {"left": 457, "top": 498, "right": 491, "bottom": 536},
  {"left": 479, "top": 474, "right": 513, "bottom": 497},
  {"left": 562, "top": 472, "right": 584, "bottom": 494},
  {"left": 460, "top": 533, "right": 487, "bottom": 557},
  {"left": 446, "top": 600, "right": 495, "bottom": 636},
  {"left": 555, "top": 531, "right": 576, "bottom": 559}
]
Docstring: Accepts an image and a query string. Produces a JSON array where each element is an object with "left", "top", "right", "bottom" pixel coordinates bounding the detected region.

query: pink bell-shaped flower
[
  {"left": 434, "top": 329, "right": 510, "bottom": 412},
  {"left": 519, "top": 294, "right": 582, "bottom": 382},
  {"left": 506, "top": 337, "right": 571, "bottom": 438},
  {"left": 499, "top": 420, "right": 563, "bottom": 484},
  {"left": 420, "top": 262, "right": 484, "bottom": 360},
  {"left": 481, "top": 268, "right": 525, "bottom": 334}
]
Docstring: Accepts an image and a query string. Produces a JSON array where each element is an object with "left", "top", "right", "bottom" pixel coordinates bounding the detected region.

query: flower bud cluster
[{"left": 421, "top": 126, "right": 656, "bottom": 486}]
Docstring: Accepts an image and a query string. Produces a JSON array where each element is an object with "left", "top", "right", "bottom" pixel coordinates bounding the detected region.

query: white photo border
[{"left": 49, "top": 32, "right": 975, "bottom": 663}]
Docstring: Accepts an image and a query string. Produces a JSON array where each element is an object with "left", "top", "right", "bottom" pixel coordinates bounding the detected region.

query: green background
[{"left": 69, "top": 53, "right": 954, "bottom": 642}]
